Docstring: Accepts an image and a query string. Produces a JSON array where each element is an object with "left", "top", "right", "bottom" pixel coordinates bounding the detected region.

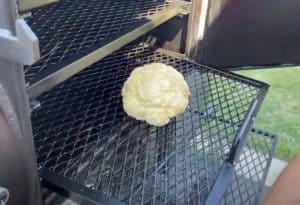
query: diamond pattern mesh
[
  {"left": 221, "top": 130, "right": 276, "bottom": 205},
  {"left": 32, "top": 43, "right": 268, "bottom": 204},
  {"left": 24, "top": 0, "right": 169, "bottom": 85}
]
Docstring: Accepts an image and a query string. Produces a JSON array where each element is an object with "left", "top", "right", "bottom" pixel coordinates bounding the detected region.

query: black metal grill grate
[
  {"left": 32, "top": 43, "right": 268, "bottom": 204},
  {"left": 24, "top": 0, "right": 169, "bottom": 85},
  {"left": 221, "top": 130, "right": 276, "bottom": 205}
]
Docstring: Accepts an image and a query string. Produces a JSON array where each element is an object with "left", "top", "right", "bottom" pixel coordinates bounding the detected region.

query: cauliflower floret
[{"left": 122, "top": 63, "right": 190, "bottom": 126}]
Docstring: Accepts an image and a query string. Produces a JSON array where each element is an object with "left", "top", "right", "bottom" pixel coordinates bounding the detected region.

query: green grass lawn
[{"left": 236, "top": 67, "right": 300, "bottom": 161}]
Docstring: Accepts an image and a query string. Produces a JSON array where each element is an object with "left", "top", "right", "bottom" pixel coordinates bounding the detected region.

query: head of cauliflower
[{"left": 122, "top": 63, "right": 191, "bottom": 126}]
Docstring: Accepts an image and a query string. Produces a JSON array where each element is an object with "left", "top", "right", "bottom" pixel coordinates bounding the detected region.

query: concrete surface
[
  {"left": 260, "top": 158, "right": 288, "bottom": 204},
  {"left": 265, "top": 158, "right": 288, "bottom": 187}
]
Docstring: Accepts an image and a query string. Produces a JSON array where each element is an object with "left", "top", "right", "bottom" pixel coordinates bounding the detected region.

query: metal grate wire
[
  {"left": 24, "top": 0, "right": 169, "bottom": 85},
  {"left": 221, "top": 130, "right": 276, "bottom": 205},
  {"left": 32, "top": 42, "right": 268, "bottom": 204}
]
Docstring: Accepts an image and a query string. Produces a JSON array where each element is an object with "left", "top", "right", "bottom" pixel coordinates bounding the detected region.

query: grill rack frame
[
  {"left": 0, "top": 0, "right": 275, "bottom": 204},
  {"left": 31, "top": 42, "right": 269, "bottom": 205}
]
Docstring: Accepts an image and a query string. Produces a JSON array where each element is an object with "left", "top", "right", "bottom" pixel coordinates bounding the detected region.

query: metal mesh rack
[
  {"left": 221, "top": 129, "right": 276, "bottom": 205},
  {"left": 24, "top": 0, "right": 185, "bottom": 97},
  {"left": 32, "top": 42, "right": 268, "bottom": 204},
  {"left": 41, "top": 129, "right": 277, "bottom": 205}
]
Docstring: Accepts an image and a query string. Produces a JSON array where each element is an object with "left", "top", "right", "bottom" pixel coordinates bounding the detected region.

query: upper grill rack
[
  {"left": 32, "top": 42, "right": 268, "bottom": 204},
  {"left": 25, "top": 0, "right": 184, "bottom": 97}
]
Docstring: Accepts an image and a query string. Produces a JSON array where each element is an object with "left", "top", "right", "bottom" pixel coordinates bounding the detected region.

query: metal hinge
[
  {"left": 0, "top": 187, "right": 9, "bottom": 205},
  {"left": 0, "top": 19, "right": 40, "bottom": 65}
]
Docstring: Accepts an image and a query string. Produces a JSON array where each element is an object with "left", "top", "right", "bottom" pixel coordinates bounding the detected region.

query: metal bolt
[
  {"left": 30, "top": 100, "right": 41, "bottom": 112},
  {"left": 0, "top": 187, "right": 9, "bottom": 205}
]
